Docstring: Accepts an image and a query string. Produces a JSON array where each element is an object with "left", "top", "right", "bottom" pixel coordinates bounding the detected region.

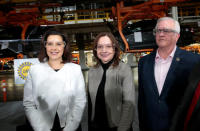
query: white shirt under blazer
[{"left": 23, "top": 62, "right": 86, "bottom": 131}]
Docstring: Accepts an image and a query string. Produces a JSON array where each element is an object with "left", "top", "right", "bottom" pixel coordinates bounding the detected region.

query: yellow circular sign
[{"left": 17, "top": 62, "right": 33, "bottom": 80}]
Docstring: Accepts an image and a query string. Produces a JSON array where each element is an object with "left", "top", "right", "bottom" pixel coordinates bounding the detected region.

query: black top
[
  {"left": 51, "top": 69, "right": 63, "bottom": 131},
  {"left": 93, "top": 60, "right": 113, "bottom": 129},
  {"left": 54, "top": 69, "right": 60, "bottom": 72}
]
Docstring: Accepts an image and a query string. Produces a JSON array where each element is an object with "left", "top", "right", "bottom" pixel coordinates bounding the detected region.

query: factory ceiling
[{"left": 0, "top": 0, "right": 199, "bottom": 56}]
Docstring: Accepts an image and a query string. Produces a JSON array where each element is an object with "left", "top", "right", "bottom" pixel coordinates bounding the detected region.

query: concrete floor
[
  {"left": 0, "top": 72, "right": 25, "bottom": 131},
  {"left": 0, "top": 101, "right": 26, "bottom": 131}
]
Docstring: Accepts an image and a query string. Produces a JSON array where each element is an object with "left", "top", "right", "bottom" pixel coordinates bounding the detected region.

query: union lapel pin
[{"left": 176, "top": 57, "right": 180, "bottom": 62}]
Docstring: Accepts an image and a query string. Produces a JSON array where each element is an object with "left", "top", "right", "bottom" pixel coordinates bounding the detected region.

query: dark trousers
[
  {"left": 51, "top": 113, "right": 63, "bottom": 131},
  {"left": 89, "top": 123, "right": 117, "bottom": 131},
  {"left": 16, "top": 116, "right": 82, "bottom": 131},
  {"left": 16, "top": 121, "right": 82, "bottom": 131}
]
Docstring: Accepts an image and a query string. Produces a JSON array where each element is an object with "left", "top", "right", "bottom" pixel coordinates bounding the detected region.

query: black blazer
[
  {"left": 138, "top": 47, "right": 200, "bottom": 131},
  {"left": 170, "top": 61, "right": 200, "bottom": 131}
]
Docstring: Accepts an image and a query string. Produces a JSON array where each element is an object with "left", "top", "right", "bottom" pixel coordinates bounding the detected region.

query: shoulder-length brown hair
[
  {"left": 93, "top": 32, "right": 121, "bottom": 67},
  {"left": 38, "top": 29, "right": 72, "bottom": 63}
]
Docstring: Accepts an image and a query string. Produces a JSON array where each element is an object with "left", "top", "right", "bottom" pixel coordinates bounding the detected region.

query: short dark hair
[
  {"left": 93, "top": 32, "right": 121, "bottom": 67},
  {"left": 38, "top": 29, "right": 72, "bottom": 63}
]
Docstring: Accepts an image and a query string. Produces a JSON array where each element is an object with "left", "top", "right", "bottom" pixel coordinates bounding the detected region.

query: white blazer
[{"left": 23, "top": 62, "right": 86, "bottom": 131}]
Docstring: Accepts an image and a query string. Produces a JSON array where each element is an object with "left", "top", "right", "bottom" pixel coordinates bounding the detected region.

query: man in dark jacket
[{"left": 138, "top": 17, "right": 200, "bottom": 131}]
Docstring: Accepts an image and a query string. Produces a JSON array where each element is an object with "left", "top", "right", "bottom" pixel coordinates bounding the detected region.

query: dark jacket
[
  {"left": 138, "top": 47, "right": 200, "bottom": 131},
  {"left": 170, "top": 61, "right": 200, "bottom": 131}
]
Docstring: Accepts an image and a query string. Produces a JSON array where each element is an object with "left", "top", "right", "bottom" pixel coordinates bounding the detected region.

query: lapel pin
[{"left": 176, "top": 57, "right": 180, "bottom": 62}]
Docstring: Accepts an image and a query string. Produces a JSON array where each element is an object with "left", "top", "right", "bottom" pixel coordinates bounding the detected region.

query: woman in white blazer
[{"left": 23, "top": 29, "right": 86, "bottom": 131}]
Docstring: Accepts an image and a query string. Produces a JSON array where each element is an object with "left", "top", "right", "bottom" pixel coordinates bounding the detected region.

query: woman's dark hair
[
  {"left": 38, "top": 29, "right": 72, "bottom": 63},
  {"left": 93, "top": 32, "right": 121, "bottom": 67}
]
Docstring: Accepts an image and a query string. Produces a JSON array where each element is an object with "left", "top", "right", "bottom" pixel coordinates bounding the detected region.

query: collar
[{"left": 156, "top": 46, "right": 177, "bottom": 60}]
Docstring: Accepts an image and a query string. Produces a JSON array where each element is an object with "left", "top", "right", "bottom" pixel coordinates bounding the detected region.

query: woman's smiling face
[
  {"left": 96, "top": 36, "right": 115, "bottom": 64},
  {"left": 45, "top": 35, "right": 65, "bottom": 62}
]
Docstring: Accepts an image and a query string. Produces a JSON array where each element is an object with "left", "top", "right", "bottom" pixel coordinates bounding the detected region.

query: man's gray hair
[{"left": 155, "top": 17, "right": 180, "bottom": 34}]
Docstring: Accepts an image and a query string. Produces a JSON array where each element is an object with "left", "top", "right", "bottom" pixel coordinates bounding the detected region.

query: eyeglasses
[
  {"left": 96, "top": 45, "right": 114, "bottom": 51},
  {"left": 153, "top": 28, "right": 177, "bottom": 35},
  {"left": 44, "top": 41, "right": 66, "bottom": 47}
]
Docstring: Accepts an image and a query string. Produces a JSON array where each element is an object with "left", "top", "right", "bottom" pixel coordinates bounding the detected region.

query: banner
[{"left": 14, "top": 58, "right": 40, "bottom": 84}]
